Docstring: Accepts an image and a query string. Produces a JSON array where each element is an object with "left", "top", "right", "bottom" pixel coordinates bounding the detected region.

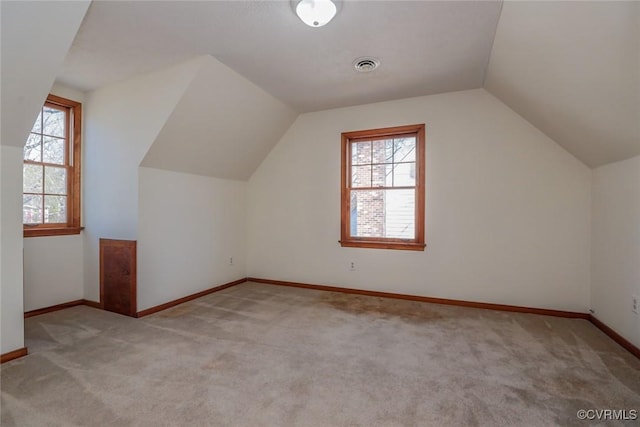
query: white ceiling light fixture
[{"left": 295, "top": 0, "right": 337, "bottom": 27}]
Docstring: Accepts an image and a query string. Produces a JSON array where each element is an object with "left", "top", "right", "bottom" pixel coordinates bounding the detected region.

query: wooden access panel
[{"left": 100, "top": 239, "right": 137, "bottom": 317}]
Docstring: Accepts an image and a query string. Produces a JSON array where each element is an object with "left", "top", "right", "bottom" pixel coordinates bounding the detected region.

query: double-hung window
[
  {"left": 23, "top": 94, "right": 82, "bottom": 237},
  {"left": 340, "top": 124, "right": 425, "bottom": 251}
]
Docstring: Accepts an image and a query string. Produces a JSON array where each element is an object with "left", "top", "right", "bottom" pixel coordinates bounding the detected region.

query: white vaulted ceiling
[
  {"left": 55, "top": 0, "right": 639, "bottom": 170},
  {"left": 140, "top": 55, "right": 297, "bottom": 180},
  {"left": 485, "top": 1, "right": 640, "bottom": 168},
  {"left": 59, "top": 0, "right": 502, "bottom": 112},
  {"left": 1, "top": 0, "right": 90, "bottom": 147}
]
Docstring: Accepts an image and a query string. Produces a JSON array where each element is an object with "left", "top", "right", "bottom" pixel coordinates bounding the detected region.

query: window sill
[
  {"left": 339, "top": 240, "right": 426, "bottom": 251},
  {"left": 24, "top": 226, "right": 84, "bottom": 238}
]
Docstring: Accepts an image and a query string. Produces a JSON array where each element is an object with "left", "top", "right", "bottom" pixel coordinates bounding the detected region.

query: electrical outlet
[
  {"left": 349, "top": 261, "right": 356, "bottom": 271},
  {"left": 633, "top": 295, "right": 639, "bottom": 315},
  {"left": 229, "top": 256, "right": 234, "bottom": 266}
]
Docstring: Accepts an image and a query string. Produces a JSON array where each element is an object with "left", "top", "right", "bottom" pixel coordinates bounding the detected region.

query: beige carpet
[{"left": 1, "top": 282, "right": 639, "bottom": 426}]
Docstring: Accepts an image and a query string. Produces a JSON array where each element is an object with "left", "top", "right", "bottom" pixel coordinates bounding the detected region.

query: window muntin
[
  {"left": 340, "top": 124, "right": 425, "bottom": 250},
  {"left": 23, "top": 95, "right": 82, "bottom": 237}
]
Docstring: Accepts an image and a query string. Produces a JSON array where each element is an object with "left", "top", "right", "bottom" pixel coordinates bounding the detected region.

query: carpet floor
[{"left": 1, "top": 282, "right": 639, "bottom": 426}]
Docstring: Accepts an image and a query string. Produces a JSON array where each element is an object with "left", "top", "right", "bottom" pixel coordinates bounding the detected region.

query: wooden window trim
[
  {"left": 340, "top": 124, "right": 426, "bottom": 251},
  {"left": 24, "top": 94, "right": 82, "bottom": 238}
]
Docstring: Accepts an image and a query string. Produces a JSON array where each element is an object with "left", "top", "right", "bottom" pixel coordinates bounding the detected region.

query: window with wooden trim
[
  {"left": 340, "top": 124, "right": 425, "bottom": 251},
  {"left": 23, "top": 94, "right": 82, "bottom": 237}
]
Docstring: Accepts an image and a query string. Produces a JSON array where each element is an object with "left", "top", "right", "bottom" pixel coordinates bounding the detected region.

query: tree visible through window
[
  {"left": 23, "top": 94, "right": 82, "bottom": 237},
  {"left": 340, "top": 124, "right": 425, "bottom": 250}
]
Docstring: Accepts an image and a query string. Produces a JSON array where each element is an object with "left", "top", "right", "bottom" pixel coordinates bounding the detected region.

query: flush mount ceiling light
[
  {"left": 353, "top": 57, "right": 380, "bottom": 73},
  {"left": 295, "top": 0, "right": 337, "bottom": 27}
]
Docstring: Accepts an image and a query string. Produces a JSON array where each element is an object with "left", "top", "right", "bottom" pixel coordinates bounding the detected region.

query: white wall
[
  {"left": 591, "top": 155, "right": 640, "bottom": 347},
  {"left": 1, "top": 146, "right": 25, "bottom": 354},
  {"left": 248, "top": 89, "right": 592, "bottom": 312},
  {"left": 23, "top": 235, "right": 84, "bottom": 312},
  {"left": 83, "top": 59, "right": 200, "bottom": 302},
  {"left": 23, "top": 84, "right": 85, "bottom": 312},
  {"left": 137, "top": 167, "right": 246, "bottom": 311}
]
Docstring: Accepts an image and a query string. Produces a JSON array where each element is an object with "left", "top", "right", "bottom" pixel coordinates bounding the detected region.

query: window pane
[
  {"left": 42, "top": 106, "right": 65, "bottom": 137},
  {"left": 371, "top": 163, "right": 388, "bottom": 187},
  {"left": 392, "top": 162, "right": 416, "bottom": 187},
  {"left": 372, "top": 139, "right": 392, "bottom": 164},
  {"left": 385, "top": 139, "right": 394, "bottom": 163},
  {"left": 45, "top": 166, "right": 66, "bottom": 195},
  {"left": 42, "top": 136, "right": 65, "bottom": 165},
  {"left": 351, "top": 165, "right": 371, "bottom": 187},
  {"left": 23, "top": 164, "right": 43, "bottom": 193},
  {"left": 24, "top": 133, "right": 42, "bottom": 162},
  {"left": 393, "top": 137, "right": 416, "bottom": 163},
  {"left": 384, "top": 189, "right": 415, "bottom": 239},
  {"left": 351, "top": 189, "right": 385, "bottom": 238},
  {"left": 23, "top": 194, "right": 43, "bottom": 224},
  {"left": 31, "top": 110, "right": 43, "bottom": 134},
  {"left": 385, "top": 163, "right": 394, "bottom": 186},
  {"left": 351, "top": 141, "right": 371, "bottom": 165},
  {"left": 44, "top": 195, "right": 66, "bottom": 223},
  {"left": 350, "top": 189, "right": 415, "bottom": 239}
]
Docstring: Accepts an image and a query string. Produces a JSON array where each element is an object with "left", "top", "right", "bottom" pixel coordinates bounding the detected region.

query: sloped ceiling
[
  {"left": 1, "top": 0, "right": 90, "bottom": 147},
  {"left": 51, "top": 1, "right": 639, "bottom": 169},
  {"left": 140, "top": 55, "right": 297, "bottom": 180},
  {"left": 485, "top": 1, "right": 640, "bottom": 168},
  {"left": 59, "top": 1, "right": 502, "bottom": 112}
]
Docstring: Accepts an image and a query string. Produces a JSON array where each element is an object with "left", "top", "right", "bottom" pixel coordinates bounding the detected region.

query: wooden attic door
[{"left": 100, "top": 239, "right": 137, "bottom": 317}]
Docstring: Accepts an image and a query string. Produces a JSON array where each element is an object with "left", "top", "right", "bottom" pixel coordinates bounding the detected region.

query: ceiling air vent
[{"left": 353, "top": 57, "right": 380, "bottom": 73}]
